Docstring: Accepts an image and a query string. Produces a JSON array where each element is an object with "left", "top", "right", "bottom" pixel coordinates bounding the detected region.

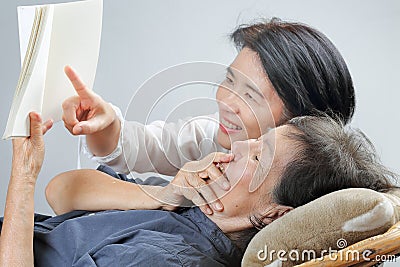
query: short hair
[
  {"left": 273, "top": 115, "right": 397, "bottom": 208},
  {"left": 233, "top": 116, "right": 397, "bottom": 253},
  {"left": 230, "top": 18, "right": 356, "bottom": 124}
]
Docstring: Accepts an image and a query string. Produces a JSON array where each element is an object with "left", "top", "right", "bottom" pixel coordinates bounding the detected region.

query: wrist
[
  {"left": 9, "top": 172, "right": 37, "bottom": 188},
  {"left": 157, "top": 186, "right": 180, "bottom": 211},
  {"left": 139, "top": 185, "right": 174, "bottom": 210},
  {"left": 11, "top": 166, "right": 38, "bottom": 183},
  {"left": 145, "top": 186, "right": 167, "bottom": 210},
  {"left": 87, "top": 107, "right": 121, "bottom": 157}
]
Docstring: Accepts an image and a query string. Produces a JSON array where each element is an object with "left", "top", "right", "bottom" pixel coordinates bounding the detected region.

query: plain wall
[{"left": 0, "top": 2, "right": 399, "bottom": 264}]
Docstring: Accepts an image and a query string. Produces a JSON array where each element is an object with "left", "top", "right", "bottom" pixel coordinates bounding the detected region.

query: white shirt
[{"left": 82, "top": 104, "right": 227, "bottom": 176}]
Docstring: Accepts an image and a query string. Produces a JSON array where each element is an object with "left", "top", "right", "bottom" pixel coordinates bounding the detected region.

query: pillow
[{"left": 242, "top": 188, "right": 400, "bottom": 266}]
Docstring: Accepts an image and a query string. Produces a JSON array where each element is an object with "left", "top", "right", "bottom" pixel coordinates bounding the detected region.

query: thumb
[
  {"left": 29, "top": 112, "right": 43, "bottom": 140},
  {"left": 64, "top": 65, "right": 94, "bottom": 100},
  {"left": 213, "top": 152, "right": 234, "bottom": 163},
  {"left": 72, "top": 117, "right": 104, "bottom": 135}
]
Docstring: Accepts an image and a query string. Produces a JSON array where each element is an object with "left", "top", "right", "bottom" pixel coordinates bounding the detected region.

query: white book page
[
  {"left": 3, "top": 7, "right": 53, "bottom": 138},
  {"left": 41, "top": 0, "right": 103, "bottom": 122},
  {"left": 17, "top": 6, "right": 36, "bottom": 67}
]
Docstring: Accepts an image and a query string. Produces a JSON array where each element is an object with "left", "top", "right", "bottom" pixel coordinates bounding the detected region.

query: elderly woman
[{"left": 0, "top": 112, "right": 395, "bottom": 266}]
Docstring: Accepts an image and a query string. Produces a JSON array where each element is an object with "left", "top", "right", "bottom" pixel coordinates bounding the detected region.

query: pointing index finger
[{"left": 64, "top": 65, "right": 94, "bottom": 99}]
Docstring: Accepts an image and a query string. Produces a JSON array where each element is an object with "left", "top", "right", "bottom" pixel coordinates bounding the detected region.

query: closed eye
[
  {"left": 245, "top": 92, "right": 254, "bottom": 99},
  {"left": 225, "top": 76, "right": 234, "bottom": 84}
]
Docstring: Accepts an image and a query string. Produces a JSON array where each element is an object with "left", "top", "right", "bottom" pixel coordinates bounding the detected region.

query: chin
[{"left": 217, "top": 130, "right": 232, "bottom": 150}]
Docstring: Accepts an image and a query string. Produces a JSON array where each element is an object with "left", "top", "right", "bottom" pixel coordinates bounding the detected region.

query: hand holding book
[{"left": 3, "top": 0, "right": 102, "bottom": 139}]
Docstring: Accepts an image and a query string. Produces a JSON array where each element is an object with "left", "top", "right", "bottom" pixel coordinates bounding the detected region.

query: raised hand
[
  {"left": 11, "top": 112, "right": 52, "bottom": 180},
  {"left": 62, "top": 65, "right": 116, "bottom": 136}
]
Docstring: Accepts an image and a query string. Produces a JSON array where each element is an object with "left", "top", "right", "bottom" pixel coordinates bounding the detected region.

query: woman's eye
[{"left": 225, "top": 76, "right": 233, "bottom": 84}]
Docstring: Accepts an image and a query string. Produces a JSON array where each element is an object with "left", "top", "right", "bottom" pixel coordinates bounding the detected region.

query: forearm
[
  {"left": 46, "top": 170, "right": 165, "bottom": 215},
  {"left": 0, "top": 173, "right": 36, "bottom": 267},
  {"left": 87, "top": 114, "right": 220, "bottom": 176}
]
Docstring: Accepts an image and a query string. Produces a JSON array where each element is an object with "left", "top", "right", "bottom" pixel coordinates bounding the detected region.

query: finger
[
  {"left": 29, "top": 112, "right": 43, "bottom": 141},
  {"left": 212, "top": 152, "right": 234, "bottom": 163},
  {"left": 207, "top": 164, "right": 230, "bottom": 190},
  {"left": 188, "top": 175, "right": 223, "bottom": 211},
  {"left": 63, "top": 121, "right": 75, "bottom": 135},
  {"left": 64, "top": 65, "right": 95, "bottom": 100},
  {"left": 72, "top": 115, "right": 106, "bottom": 135},
  {"left": 62, "top": 96, "right": 80, "bottom": 126},
  {"left": 42, "top": 119, "right": 54, "bottom": 135},
  {"left": 198, "top": 171, "right": 208, "bottom": 179},
  {"left": 180, "top": 187, "right": 207, "bottom": 208},
  {"left": 198, "top": 204, "right": 213, "bottom": 215}
]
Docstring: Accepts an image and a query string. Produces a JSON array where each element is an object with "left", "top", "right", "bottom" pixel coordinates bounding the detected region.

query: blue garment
[
  {"left": 0, "top": 165, "right": 242, "bottom": 266},
  {"left": 27, "top": 208, "right": 242, "bottom": 266},
  {"left": 96, "top": 164, "right": 170, "bottom": 187}
]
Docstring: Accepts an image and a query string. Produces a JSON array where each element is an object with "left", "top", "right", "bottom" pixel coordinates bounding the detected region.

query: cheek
[
  {"left": 227, "top": 161, "right": 257, "bottom": 189},
  {"left": 268, "top": 94, "right": 286, "bottom": 125},
  {"left": 216, "top": 85, "right": 224, "bottom": 101},
  {"left": 240, "top": 105, "right": 275, "bottom": 138},
  {"left": 216, "top": 85, "right": 232, "bottom": 104}
]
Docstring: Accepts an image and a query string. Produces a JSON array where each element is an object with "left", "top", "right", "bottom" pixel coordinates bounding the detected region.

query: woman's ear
[{"left": 259, "top": 203, "right": 293, "bottom": 225}]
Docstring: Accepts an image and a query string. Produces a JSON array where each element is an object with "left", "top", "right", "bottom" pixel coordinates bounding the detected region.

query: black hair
[
  {"left": 273, "top": 115, "right": 397, "bottom": 208},
  {"left": 230, "top": 18, "right": 355, "bottom": 124}
]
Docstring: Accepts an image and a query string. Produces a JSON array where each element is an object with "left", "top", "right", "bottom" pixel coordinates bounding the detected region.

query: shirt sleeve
[{"left": 81, "top": 104, "right": 226, "bottom": 175}]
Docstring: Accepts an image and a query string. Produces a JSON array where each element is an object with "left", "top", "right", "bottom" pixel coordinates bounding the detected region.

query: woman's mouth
[{"left": 220, "top": 118, "right": 242, "bottom": 134}]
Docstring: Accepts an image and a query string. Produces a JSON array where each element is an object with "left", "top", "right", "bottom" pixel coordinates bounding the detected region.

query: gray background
[{"left": 0, "top": 1, "right": 399, "bottom": 264}]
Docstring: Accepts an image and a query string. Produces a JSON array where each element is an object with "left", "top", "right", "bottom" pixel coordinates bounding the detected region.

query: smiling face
[
  {"left": 216, "top": 47, "right": 285, "bottom": 149},
  {"left": 207, "top": 125, "right": 295, "bottom": 231}
]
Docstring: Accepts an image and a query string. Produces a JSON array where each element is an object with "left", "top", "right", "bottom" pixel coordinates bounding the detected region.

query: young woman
[
  {"left": 0, "top": 113, "right": 395, "bottom": 266},
  {"left": 56, "top": 18, "right": 355, "bottom": 213}
]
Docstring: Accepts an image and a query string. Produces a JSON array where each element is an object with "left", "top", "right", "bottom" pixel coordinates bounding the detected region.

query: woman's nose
[{"left": 217, "top": 86, "right": 240, "bottom": 114}]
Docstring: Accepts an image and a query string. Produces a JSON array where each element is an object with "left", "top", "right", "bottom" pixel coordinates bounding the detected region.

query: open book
[{"left": 3, "top": 0, "right": 102, "bottom": 139}]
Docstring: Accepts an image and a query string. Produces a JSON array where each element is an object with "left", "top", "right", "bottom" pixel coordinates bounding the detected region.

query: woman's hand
[
  {"left": 62, "top": 66, "right": 120, "bottom": 156},
  {"left": 62, "top": 65, "right": 116, "bottom": 135},
  {"left": 11, "top": 112, "right": 52, "bottom": 181},
  {"left": 159, "top": 152, "right": 234, "bottom": 215}
]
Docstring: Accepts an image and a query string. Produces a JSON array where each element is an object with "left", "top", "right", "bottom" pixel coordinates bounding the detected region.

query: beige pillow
[{"left": 242, "top": 188, "right": 400, "bottom": 266}]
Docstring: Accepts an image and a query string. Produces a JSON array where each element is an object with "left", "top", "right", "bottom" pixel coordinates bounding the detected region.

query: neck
[
  {"left": 205, "top": 211, "right": 258, "bottom": 254},
  {"left": 205, "top": 211, "right": 253, "bottom": 233}
]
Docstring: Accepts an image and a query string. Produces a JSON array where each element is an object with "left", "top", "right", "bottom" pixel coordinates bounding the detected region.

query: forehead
[
  {"left": 259, "top": 125, "right": 293, "bottom": 164},
  {"left": 261, "top": 125, "right": 291, "bottom": 141},
  {"left": 251, "top": 125, "right": 292, "bottom": 187},
  {"left": 229, "top": 47, "right": 266, "bottom": 84}
]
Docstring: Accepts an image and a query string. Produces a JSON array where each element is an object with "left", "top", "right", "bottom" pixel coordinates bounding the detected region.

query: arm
[
  {"left": 96, "top": 114, "right": 222, "bottom": 175},
  {"left": 46, "top": 153, "right": 233, "bottom": 215},
  {"left": 45, "top": 169, "right": 164, "bottom": 215},
  {"left": 63, "top": 66, "right": 223, "bottom": 176},
  {"left": 0, "top": 113, "right": 52, "bottom": 267}
]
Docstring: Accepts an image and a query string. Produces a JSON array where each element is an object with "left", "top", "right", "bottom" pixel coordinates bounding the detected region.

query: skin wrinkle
[{"left": 206, "top": 126, "right": 296, "bottom": 234}]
